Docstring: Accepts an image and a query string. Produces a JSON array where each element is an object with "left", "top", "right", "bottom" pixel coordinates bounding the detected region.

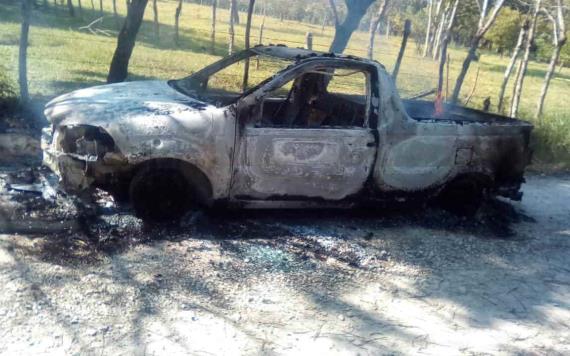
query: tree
[
  {"left": 77, "top": 0, "right": 83, "bottom": 18},
  {"left": 451, "top": 0, "right": 506, "bottom": 104},
  {"left": 19, "top": 0, "right": 32, "bottom": 103},
  {"left": 113, "top": 0, "right": 119, "bottom": 29},
  {"left": 485, "top": 7, "right": 524, "bottom": 55},
  {"left": 228, "top": 0, "right": 236, "bottom": 55},
  {"left": 107, "top": 0, "right": 149, "bottom": 83},
  {"left": 174, "top": 0, "right": 183, "bottom": 46},
  {"left": 536, "top": 0, "right": 567, "bottom": 118},
  {"left": 432, "top": 0, "right": 459, "bottom": 60},
  {"left": 211, "top": 0, "right": 217, "bottom": 54},
  {"left": 423, "top": 0, "right": 443, "bottom": 57},
  {"left": 367, "top": 0, "right": 390, "bottom": 59},
  {"left": 66, "top": 0, "right": 75, "bottom": 16},
  {"left": 232, "top": 0, "right": 240, "bottom": 24},
  {"left": 328, "top": 0, "right": 376, "bottom": 53},
  {"left": 242, "top": 0, "right": 255, "bottom": 90},
  {"left": 152, "top": 0, "right": 159, "bottom": 42},
  {"left": 497, "top": 19, "right": 529, "bottom": 113},
  {"left": 511, "top": 0, "right": 542, "bottom": 117}
]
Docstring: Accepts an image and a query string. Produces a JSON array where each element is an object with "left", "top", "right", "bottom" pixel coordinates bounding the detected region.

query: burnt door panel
[{"left": 231, "top": 127, "right": 376, "bottom": 201}]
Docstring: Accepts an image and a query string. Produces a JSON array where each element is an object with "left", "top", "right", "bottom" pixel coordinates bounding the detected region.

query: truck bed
[{"left": 402, "top": 99, "right": 533, "bottom": 128}]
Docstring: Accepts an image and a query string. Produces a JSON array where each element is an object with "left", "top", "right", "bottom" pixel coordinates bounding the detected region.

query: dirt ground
[{"left": 0, "top": 162, "right": 569, "bottom": 355}]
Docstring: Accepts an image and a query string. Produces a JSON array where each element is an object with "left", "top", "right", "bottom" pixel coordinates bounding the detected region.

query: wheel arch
[{"left": 130, "top": 158, "right": 214, "bottom": 207}]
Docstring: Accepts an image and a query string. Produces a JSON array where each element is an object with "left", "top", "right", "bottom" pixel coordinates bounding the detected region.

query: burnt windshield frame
[{"left": 170, "top": 50, "right": 295, "bottom": 103}]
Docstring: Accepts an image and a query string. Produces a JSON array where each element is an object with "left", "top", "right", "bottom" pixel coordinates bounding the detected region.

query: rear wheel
[
  {"left": 129, "top": 167, "right": 193, "bottom": 222},
  {"left": 437, "top": 178, "right": 484, "bottom": 216}
]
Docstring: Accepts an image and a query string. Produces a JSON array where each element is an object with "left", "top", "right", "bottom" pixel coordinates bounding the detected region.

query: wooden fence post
[{"left": 305, "top": 32, "right": 313, "bottom": 50}]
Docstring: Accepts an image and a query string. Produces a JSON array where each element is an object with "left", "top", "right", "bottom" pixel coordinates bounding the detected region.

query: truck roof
[{"left": 250, "top": 45, "right": 378, "bottom": 65}]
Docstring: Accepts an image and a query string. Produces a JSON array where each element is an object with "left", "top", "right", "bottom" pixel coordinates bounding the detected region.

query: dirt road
[{"left": 0, "top": 167, "right": 569, "bottom": 355}]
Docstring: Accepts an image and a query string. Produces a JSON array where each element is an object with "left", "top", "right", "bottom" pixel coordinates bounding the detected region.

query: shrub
[
  {"left": 0, "top": 65, "right": 19, "bottom": 117},
  {"left": 531, "top": 114, "right": 570, "bottom": 166}
]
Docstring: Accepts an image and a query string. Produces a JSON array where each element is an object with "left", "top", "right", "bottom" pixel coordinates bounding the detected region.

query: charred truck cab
[{"left": 42, "top": 45, "right": 533, "bottom": 220}]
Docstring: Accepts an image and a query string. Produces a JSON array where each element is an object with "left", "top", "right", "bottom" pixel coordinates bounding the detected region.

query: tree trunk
[
  {"left": 536, "top": 1, "right": 566, "bottom": 119},
  {"left": 258, "top": 4, "right": 265, "bottom": 44},
  {"left": 392, "top": 19, "right": 411, "bottom": 81},
  {"left": 433, "top": 0, "right": 458, "bottom": 61},
  {"left": 66, "top": 0, "right": 74, "bottom": 16},
  {"left": 451, "top": 0, "right": 506, "bottom": 104},
  {"left": 510, "top": 0, "right": 541, "bottom": 118},
  {"left": 152, "top": 0, "right": 158, "bottom": 42},
  {"left": 77, "top": 0, "right": 83, "bottom": 18},
  {"left": 242, "top": 0, "right": 255, "bottom": 91},
  {"left": 423, "top": 0, "right": 433, "bottom": 57},
  {"left": 107, "top": 0, "right": 149, "bottom": 83},
  {"left": 424, "top": 0, "right": 443, "bottom": 57},
  {"left": 99, "top": 0, "right": 103, "bottom": 14},
  {"left": 497, "top": 20, "right": 528, "bottom": 113},
  {"left": 210, "top": 0, "right": 217, "bottom": 54},
  {"left": 174, "top": 0, "right": 182, "bottom": 46},
  {"left": 321, "top": 12, "right": 327, "bottom": 34},
  {"left": 329, "top": 0, "right": 375, "bottom": 54},
  {"left": 228, "top": 0, "right": 235, "bottom": 55},
  {"left": 19, "top": 0, "right": 32, "bottom": 103},
  {"left": 232, "top": 0, "right": 239, "bottom": 25},
  {"left": 366, "top": 0, "right": 389, "bottom": 59},
  {"left": 432, "top": 3, "right": 450, "bottom": 60},
  {"left": 112, "top": 0, "right": 120, "bottom": 29}
]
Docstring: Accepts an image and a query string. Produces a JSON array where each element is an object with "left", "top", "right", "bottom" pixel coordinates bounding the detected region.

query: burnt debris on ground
[{"left": 0, "top": 160, "right": 533, "bottom": 270}]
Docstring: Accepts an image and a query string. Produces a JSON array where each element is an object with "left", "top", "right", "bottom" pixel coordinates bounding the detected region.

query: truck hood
[{"left": 44, "top": 80, "right": 215, "bottom": 127}]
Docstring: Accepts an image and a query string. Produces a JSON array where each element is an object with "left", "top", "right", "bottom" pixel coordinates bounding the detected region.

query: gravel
[{"left": 0, "top": 164, "right": 569, "bottom": 355}]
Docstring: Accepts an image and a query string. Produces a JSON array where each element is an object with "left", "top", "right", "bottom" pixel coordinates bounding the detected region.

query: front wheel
[{"left": 129, "top": 167, "right": 193, "bottom": 222}]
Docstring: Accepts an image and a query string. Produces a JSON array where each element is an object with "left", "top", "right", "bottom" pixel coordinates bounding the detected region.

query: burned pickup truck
[{"left": 42, "top": 45, "right": 533, "bottom": 220}]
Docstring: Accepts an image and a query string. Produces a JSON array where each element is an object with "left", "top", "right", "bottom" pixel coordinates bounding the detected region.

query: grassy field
[{"left": 0, "top": 0, "right": 569, "bottom": 163}]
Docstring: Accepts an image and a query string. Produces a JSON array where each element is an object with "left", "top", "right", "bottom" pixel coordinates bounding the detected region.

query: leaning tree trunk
[
  {"left": 152, "top": 0, "right": 159, "bottom": 42},
  {"left": 392, "top": 19, "right": 411, "bottom": 81},
  {"left": 107, "top": 0, "right": 149, "bottom": 83},
  {"left": 535, "top": 1, "right": 566, "bottom": 119},
  {"left": 210, "top": 0, "right": 217, "bottom": 54},
  {"left": 66, "top": 0, "right": 74, "bottom": 16},
  {"left": 228, "top": 0, "right": 236, "bottom": 55},
  {"left": 329, "top": 0, "right": 375, "bottom": 54},
  {"left": 423, "top": 0, "right": 433, "bottom": 57},
  {"left": 433, "top": 0, "right": 459, "bottom": 61},
  {"left": 366, "top": 0, "right": 390, "bottom": 59},
  {"left": 497, "top": 20, "right": 528, "bottom": 113},
  {"left": 510, "top": 0, "right": 541, "bottom": 118},
  {"left": 424, "top": 0, "right": 443, "bottom": 57},
  {"left": 19, "top": 0, "right": 32, "bottom": 103},
  {"left": 451, "top": 0, "right": 506, "bottom": 104},
  {"left": 242, "top": 0, "right": 255, "bottom": 91},
  {"left": 174, "top": 0, "right": 183, "bottom": 46},
  {"left": 536, "top": 44, "right": 565, "bottom": 118}
]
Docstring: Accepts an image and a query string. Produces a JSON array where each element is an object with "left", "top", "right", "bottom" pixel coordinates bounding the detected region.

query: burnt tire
[
  {"left": 437, "top": 178, "right": 484, "bottom": 217},
  {"left": 129, "top": 167, "right": 193, "bottom": 222}
]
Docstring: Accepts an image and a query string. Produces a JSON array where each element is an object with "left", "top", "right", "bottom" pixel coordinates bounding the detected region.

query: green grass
[{"left": 0, "top": 0, "right": 569, "bottom": 165}]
